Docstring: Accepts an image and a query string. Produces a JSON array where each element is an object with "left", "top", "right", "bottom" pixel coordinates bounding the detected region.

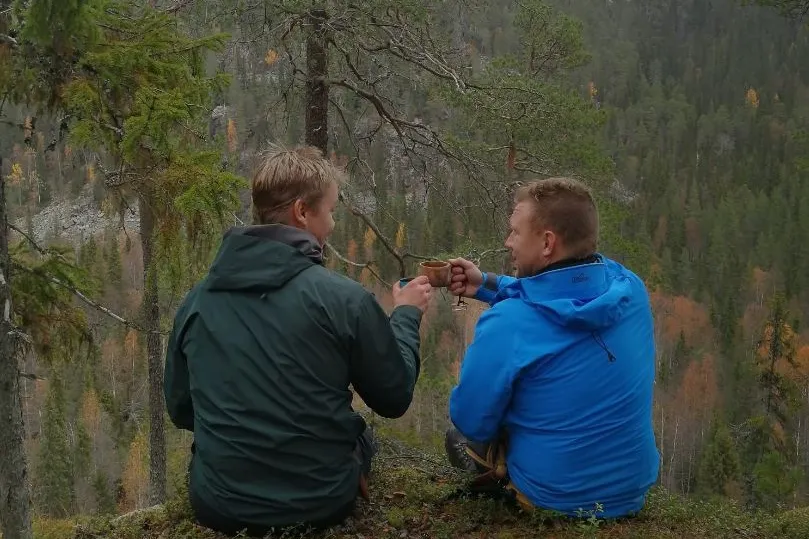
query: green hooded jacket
[{"left": 164, "top": 225, "right": 422, "bottom": 528}]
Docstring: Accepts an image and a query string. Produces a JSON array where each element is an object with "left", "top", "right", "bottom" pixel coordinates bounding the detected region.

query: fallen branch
[{"left": 19, "top": 371, "right": 44, "bottom": 381}]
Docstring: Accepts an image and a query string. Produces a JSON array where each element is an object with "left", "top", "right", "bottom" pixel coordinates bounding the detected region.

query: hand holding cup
[
  {"left": 393, "top": 275, "right": 432, "bottom": 312},
  {"left": 448, "top": 258, "right": 484, "bottom": 298}
]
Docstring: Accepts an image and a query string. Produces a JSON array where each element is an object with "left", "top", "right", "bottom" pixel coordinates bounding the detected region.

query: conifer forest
[{"left": 2, "top": 0, "right": 809, "bottom": 538}]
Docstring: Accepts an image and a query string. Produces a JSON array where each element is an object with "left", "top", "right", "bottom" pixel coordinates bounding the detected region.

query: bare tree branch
[
  {"left": 12, "top": 262, "right": 165, "bottom": 335},
  {"left": 162, "top": 0, "right": 195, "bottom": 15},
  {"left": 7, "top": 224, "right": 165, "bottom": 335},
  {"left": 0, "top": 32, "right": 17, "bottom": 48},
  {"left": 466, "top": 247, "right": 509, "bottom": 267},
  {"left": 338, "top": 191, "right": 438, "bottom": 278},
  {"left": 324, "top": 242, "right": 389, "bottom": 287},
  {"left": 7, "top": 223, "right": 69, "bottom": 263}
]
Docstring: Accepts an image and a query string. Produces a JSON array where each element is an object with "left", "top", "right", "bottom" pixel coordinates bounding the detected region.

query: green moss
[
  {"left": 23, "top": 436, "right": 809, "bottom": 539},
  {"left": 31, "top": 518, "right": 76, "bottom": 539},
  {"left": 766, "top": 506, "right": 809, "bottom": 539}
]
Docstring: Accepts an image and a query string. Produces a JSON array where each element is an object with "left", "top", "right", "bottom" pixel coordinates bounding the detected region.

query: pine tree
[
  {"left": 697, "top": 419, "right": 741, "bottom": 498},
  {"left": 742, "top": 293, "right": 804, "bottom": 507},
  {"left": 752, "top": 450, "right": 802, "bottom": 509},
  {"left": 61, "top": 2, "right": 244, "bottom": 504},
  {"left": 217, "top": 0, "right": 606, "bottom": 276},
  {"left": 35, "top": 377, "right": 75, "bottom": 517},
  {"left": 757, "top": 293, "right": 799, "bottom": 436},
  {"left": 92, "top": 470, "right": 116, "bottom": 516}
]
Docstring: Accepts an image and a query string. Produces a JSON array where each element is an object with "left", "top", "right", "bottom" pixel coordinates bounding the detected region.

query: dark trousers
[{"left": 190, "top": 428, "right": 376, "bottom": 536}]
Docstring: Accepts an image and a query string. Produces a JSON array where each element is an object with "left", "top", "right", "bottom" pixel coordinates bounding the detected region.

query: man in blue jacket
[{"left": 446, "top": 177, "right": 659, "bottom": 519}]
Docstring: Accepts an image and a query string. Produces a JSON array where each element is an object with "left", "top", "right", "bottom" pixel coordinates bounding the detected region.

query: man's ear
[
  {"left": 542, "top": 230, "right": 556, "bottom": 257},
  {"left": 291, "top": 199, "right": 306, "bottom": 226}
]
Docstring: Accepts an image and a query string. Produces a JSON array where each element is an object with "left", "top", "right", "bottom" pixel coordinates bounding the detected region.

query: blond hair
[
  {"left": 515, "top": 177, "right": 598, "bottom": 258},
  {"left": 251, "top": 145, "right": 345, "bottom": 225}
]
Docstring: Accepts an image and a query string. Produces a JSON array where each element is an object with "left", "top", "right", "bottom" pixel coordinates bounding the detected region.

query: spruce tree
[
  {"left": 35, "top": 376, "right": 75, "bottom": 517},
  {"left": 61, "top": 2, "right": 244, "bottom": 503},
  {"left": 697, "top": 419, "right": 741, "bottom": 498}
]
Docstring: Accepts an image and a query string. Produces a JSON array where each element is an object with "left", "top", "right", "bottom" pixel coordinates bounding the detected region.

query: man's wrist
[
  {"left": 482, "top": 271, "right": 498, "bottom": 292},
  {"left": 472, "top": 272, "right": 499, "bottom": 303}
]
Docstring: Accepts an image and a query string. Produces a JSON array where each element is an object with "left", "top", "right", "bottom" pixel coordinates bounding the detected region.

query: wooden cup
[{"left": 419, "top": 260, "right": 451, "bottom": 287}]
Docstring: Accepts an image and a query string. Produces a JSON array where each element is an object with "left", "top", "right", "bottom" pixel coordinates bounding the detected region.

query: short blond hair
[
  {"left": 251, "top": 145, "right": 345, "bottom": 225},
  {"left": 515, "top": 177, "right": 598, "bottom": 258}
]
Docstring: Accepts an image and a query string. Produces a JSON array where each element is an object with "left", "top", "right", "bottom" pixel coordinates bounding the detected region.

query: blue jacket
[{"left": 449, "top": 255, "right": 659, "bottom": 518}]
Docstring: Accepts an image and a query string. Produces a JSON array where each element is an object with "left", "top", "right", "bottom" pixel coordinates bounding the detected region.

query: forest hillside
[{"left": 2, "top": 0, "right": 809, "bottom": 538}]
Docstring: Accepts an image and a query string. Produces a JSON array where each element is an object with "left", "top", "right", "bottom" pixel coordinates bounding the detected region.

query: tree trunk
[
  {"left": 0, "top": 160, "right": 34, "bottom": 539},
  {"left": 139, "top": 192, "right": 165, "bottom": 505},
  {"left": 305, "top": 8, "right": 329, "bottom": 154}
]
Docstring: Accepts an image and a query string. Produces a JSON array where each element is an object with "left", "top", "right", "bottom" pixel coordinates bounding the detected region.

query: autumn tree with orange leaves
[{"left": 743, "top": 293, "right": 804, "bottom": 508}]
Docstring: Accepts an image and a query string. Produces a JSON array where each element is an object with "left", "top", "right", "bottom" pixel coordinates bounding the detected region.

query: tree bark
[
  {"left": 305, "top": 9, "right": 329, "bottom": 154},
  {"left": 139, "top": 191, "right": 166, "bottom": 505},
  {"left": 0, "top": 160, "right": 34, "bottom": 539}
]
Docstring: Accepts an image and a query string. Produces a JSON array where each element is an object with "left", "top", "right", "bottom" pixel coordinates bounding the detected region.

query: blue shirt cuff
[{"left": 473, "top": 272, "right": 500, "bottom": 304}]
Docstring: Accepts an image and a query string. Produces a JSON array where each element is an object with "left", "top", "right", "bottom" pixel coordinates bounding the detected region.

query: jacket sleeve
[
  {"left": 349, "top": 294, "right": 422, "bottom": 419},
  {"left": 164, "top": 304, "right": 195, "bottom": 432},
  {"left": 474, "top": 272, "right": 517, "bottom": 305},
  {"left": 449, "top": 307, "right": 518, "bottom": 442}
]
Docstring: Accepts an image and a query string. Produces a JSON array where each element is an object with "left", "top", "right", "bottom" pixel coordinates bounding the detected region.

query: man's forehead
[{"left": 511, "top": 201, "right": 533, "bottom": 220}]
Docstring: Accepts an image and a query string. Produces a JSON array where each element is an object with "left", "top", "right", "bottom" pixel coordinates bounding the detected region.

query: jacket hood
[
  {"left": 498, "top": 255, "right": 632, "bottom": 331},
  {"left": 204, "top": 224, "right": 322, "bottom": 292}
]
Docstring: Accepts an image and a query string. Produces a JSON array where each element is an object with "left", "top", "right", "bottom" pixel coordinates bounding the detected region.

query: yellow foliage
[
  {"left": 746, "top": 88, "right": 760, "bottom": 108},
  {"left": 772, "top": 420, "right": 786, "bottom": 445},
  {"left": 264, "top": 48, "right": 279, "bottom": 66},
  {"left": 363, "top": 227, "right": 376, "bottom": 258},
  {"left": 121, "top": 428, "right": 149, "bottom": 512},
  {"left": 359, "top": 267, "right": 372, "bottom": 286},
  {"left": 346, "top": 239, "right": 358, "bottom": 277},
  {"left": 100, "top": 195, "right": 116, "bottom": 217},
  {"left": 588, "top": 81, "right": 598, "bottom": 98},
  {"left": 81, "top": 388, "right": 102, "bottom": 437},
  {"left": 395, "top": 222, "right": 406, "bottom": 250},
  {"left": 758, "top": 321, "right": 796, "bottom": 362},
  {"left": 124, "top": 328, "right": 139, "bottom": 359},
  {"left": 796, "top": 345, "right": 809, "bottom": 377},
  {"left": 7, "top": 162, "right": 23, "bottom": 185},
  {"left": 226, "top": 118, "right": 237, "bottom": 153}
]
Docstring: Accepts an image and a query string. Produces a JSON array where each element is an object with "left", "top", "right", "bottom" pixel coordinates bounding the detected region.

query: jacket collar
[
  {"left": 534, "top": 254, "right": 601, "bottom": 276},
  {"left": 498, "top": 254, "right": 608, "bottom": 303},
  {"left": 238, "top": 224, "right": 323, "bottom": 265}
]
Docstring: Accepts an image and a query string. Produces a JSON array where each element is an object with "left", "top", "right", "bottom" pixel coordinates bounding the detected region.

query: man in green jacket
[{"left": 164, "top": 146, "right": 432, "bottom": 535}]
